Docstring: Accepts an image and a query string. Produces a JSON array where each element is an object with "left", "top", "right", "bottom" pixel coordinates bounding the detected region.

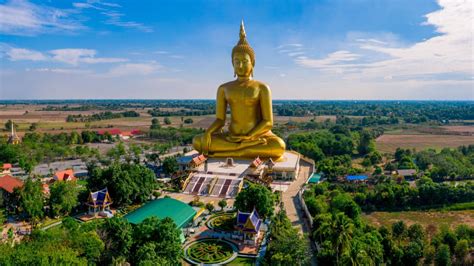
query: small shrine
[
  {"left": 86, "top": 188, "right": 113, "bottom": 217},
  {"left": 233, "top": 209, "right": 262, "bottom": 245}
]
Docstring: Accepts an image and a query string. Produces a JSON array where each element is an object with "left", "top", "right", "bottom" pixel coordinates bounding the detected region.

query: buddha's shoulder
[
  {"left": 252, "top": 80, "right": 270, "bottom": 90},
  {"left": 219, "top": 80, "right": 269, "bottom": 88}
]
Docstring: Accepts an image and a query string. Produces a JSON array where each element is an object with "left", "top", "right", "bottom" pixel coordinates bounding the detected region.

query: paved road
[{"left": 280, "top": 161, "right": 312, "bottom": 234}]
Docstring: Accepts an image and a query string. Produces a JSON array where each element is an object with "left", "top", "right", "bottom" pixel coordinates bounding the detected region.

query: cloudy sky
[{"left": 0, "top": 0, "right": 472, "bottom": 100}]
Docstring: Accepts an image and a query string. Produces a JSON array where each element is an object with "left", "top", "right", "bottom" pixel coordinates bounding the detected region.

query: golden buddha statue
[{"left": 193, "top": 21, "right": 286, "bottom": 159}]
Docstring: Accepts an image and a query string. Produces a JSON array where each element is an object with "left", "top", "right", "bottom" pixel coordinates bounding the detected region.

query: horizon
[
  {"left": 1, "top": 99, "right": 473, "bottom": 103},
  {"left": 1, "top": 0, "right": 473, "bottom": 100}
]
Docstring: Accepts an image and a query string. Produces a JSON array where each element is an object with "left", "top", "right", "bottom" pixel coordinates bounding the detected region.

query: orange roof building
[
  {"left": 0, "top": 175, "right": 24, "bottom": 193},
  {"left": 191, "top": 154, "right": 207, "bottom": 167},
  {"left": 53, "top": 169, "right": 77, "bottom": 182}
]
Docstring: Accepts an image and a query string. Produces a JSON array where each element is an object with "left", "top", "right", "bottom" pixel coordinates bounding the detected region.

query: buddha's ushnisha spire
[
  {"left": 239, "top": 20, "right": 247, "bottom": 43},
  {"left": 232, "top": 20, "right": 255, "bottom": 66}
]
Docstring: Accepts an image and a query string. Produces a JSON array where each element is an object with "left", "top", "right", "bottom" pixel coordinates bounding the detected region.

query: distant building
[
  {"left": 124, "top": 198, "right": 197, "bottom": 242},
  {"left": 0, "top": 174, "right": 24, "bottom": 194},
  {"left": 178, "top": 153, "right": 207, "bottom": 171},
  {"left": 396, "top": 169, "right": 417, "bottom": 179},
  {"left": 97, "top": 128, "right": 122, "bottom": 137},
  {"left": 53, "top": 169, "right": 77, "bottom": 182},
  {"left": 346, "top": 175, "right": 369, "bottom": 182},
  {"left": 265, "top": 151, "right": 300, "bottom": 181},
  {"left": 2, "top": 163, "right": 12, "bottom": 175}
]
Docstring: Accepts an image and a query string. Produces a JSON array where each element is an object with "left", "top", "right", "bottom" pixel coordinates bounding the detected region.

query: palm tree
[{"left": 331, "top": 213, "right": 354, "bottom": 265}]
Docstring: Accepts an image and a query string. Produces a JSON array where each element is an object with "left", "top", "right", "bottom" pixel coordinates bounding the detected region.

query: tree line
[
  {"left": 66, "top": 111, "right": 140, "bottom": 122},
  {"left": 304, "top": 181, "right": 474, "bottom": 265}
]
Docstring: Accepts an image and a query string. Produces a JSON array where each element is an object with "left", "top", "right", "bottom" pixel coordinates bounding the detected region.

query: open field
[
  {"left": 362, "top": 210, "right": 474, "bottom": 230},
  {"left": 376, "top": 134, "right": 474, "bottom": 153},
  {"left": 0, "top": 102, "right": 335, "bottom": 135}
]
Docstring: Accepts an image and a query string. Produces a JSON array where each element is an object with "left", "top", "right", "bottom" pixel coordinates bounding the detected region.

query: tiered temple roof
[
  {"left": 235, "top": 209, "right": 262, "bottom": 234},
  {"left": 87, "top": 188, "right": 112, "bottom": 208}
]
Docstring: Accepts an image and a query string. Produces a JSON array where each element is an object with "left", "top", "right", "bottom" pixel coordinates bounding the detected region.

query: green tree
[
  {"left": 435, "top": 244, "right": 451, "bottom": 266},
  {"left": 132, "top": 217, "right": 182, "bottom": 265},
  {"left": 99, "top": 217, "right": 133, "bottom": 262},
  {"left": 235, "top": 183, "right": 275, "bottom": 218},
  {"left": 330, "top": 193, "right": 361, "bottom": 219},
  {"left": 392, "top": 220, "right": 407, "bottom": 239},
  {"left": 88, "top": 163, "right": 155, "bottom": 207},
  {"left": 402, "top": 242, "right": 424, "bottom": 266},
  {"left": 29, "top": 123, "right": 37, "bottom": 131},
  {"left": 331, "top": 213, "right": 354, "bottom": 264},
  {"left": 49, "top": 181, "right": 79, "bottom": 216},
  {"left": 150, "top": 118, "right": 161, "bottom": 130},
  {"left": 358, "top": 130, "right": 374, "bottom": 155},
  {"left": 164, "top": 117, "right": 172, "bottom": 125},
  {"left": 162, "top": 157, "right": 178, "bottom": 175},
  {"left": 454, "top": 239, "right": 468, "bottom": 263},
  {"left": 18, "top": 178, "right": 44, "bottom": 226},
  {"left": 265, "top": 207, "right": 310, "bottom": 266},
  {"left": 205, "top": 202, "right": 214, "bottom": 213},
  {"left": 218, "top": 199, "right": 227, "bottom": 211}
]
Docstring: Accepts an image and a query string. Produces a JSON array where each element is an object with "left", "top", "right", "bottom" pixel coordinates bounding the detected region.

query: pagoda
[{"left": 7, "top": 121, "right": 21, "bottom": 145}]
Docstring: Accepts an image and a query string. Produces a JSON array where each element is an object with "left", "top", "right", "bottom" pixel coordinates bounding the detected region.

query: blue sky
[{"left": 0, "top": 0, "right": 472, "bottom": 100}]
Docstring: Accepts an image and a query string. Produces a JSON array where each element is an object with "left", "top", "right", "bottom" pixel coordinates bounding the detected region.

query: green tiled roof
[
  {"left": 124, "top": 198, "right": 196, "bottom": 228},
  {"left": 308, "top": 173, "right": 321, "bottom": 183}
]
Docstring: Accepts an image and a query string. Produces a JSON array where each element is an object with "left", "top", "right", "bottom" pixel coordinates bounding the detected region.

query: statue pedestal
[{"left": 180, "top": 150, "right": 300, "bottom": 198}]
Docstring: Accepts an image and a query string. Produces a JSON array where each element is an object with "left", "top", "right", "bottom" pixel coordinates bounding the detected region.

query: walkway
[{"left": 280, "top": 160, "right": 312, "bottom": 234}]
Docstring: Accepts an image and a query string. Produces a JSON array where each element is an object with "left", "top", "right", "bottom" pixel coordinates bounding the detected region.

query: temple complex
[{"left": 183, "top": 22, "right": 303, "bottom": 198}]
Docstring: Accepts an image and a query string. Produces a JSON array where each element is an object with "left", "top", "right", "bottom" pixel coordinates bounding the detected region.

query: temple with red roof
[
  {"left": 53, "top": 169, "right": 77, "bottom": 182},
  {"left": 0, "top": 174, "right": 24, "bottom": 194}
]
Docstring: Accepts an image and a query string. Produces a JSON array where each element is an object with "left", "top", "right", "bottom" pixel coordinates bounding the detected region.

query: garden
[
  {"left": 206, "top": 213, "right": 236, "bottom": 232},
  {"left": 183, "top": 238, "right": 238, "bottom": 264}
]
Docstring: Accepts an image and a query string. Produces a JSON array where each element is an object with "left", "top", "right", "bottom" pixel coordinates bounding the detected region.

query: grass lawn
[
  {"left": 362, "top": 209, "right": 474, "bottom": 230},
  {"left": 227, "top": 257, "right": 256, "bottom": 266}
]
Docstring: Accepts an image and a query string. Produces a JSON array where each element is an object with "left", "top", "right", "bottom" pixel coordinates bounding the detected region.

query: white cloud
[
  {"left": 293, "top": 0, "right": 473, "bottom": 83},
  {"left": 4, "top": 46, "right": 128, "bottom": 65},
  {"left": 0, "top": 0, "right": 84, "bottom": 36},
  {"left": 49, "top": 49, "right": 127, "bottom": 65},
  {"left": 295, "top": 50, "right": 361, "bottom": 69},
  {"left": 102, "top": 11, "right": 153, "bottom": 32},
  {"left": 7, "top": 48, "right": 46, "bottom": 61},
  {"left": 28, "top": 68, "right": 91, "bottom": 74},
  {"left": 104, "top": 62, "right": 161, "bottom": 77}
]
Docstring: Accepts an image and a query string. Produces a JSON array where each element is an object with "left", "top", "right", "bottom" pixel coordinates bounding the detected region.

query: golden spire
[
  {"left": 232, "top": 20, "right": 255, "bottom": 65},
  {"left": 239, "top": 20, "right": 246, "bottom": 41}
]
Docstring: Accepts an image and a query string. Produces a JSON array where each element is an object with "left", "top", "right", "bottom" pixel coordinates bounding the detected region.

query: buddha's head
[{"left": 232, "top": 21, "right": 255, "bottom": 78}]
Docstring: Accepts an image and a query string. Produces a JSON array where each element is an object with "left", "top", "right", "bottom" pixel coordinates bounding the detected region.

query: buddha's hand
[
  {"left": 201, "top": 132, "right": 212, "bottom": 155},
  {"left": 225, "top": 135, "right": 251, "bottom": 143}
]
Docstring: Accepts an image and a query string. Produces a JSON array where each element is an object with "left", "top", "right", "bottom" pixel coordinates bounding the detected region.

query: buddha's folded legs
[{"left": 192, "top": 133, "right": 285, "bottom": 159}]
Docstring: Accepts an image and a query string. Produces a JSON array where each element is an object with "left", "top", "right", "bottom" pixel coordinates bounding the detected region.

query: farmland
[{"left": 363, "top": 209, "right": 474, "bottom": 230}]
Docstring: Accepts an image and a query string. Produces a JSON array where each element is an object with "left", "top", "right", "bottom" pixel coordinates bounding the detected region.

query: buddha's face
[{"left": 232, "top": 52, "right": 253, "bottom": 78}]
